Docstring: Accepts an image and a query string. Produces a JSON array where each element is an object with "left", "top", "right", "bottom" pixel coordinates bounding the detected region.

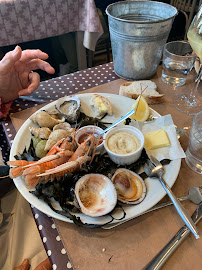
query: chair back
[{"left": 170, "top": 0, "right": 198, "bottom": 37}]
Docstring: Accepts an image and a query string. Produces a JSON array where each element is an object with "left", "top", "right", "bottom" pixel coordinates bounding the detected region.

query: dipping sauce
[
  {"left": 78, "top": 132, "right": 103, "bottom": 145},
  {"left": 107, "top": 131, "right": 140, "bottom": 155}
]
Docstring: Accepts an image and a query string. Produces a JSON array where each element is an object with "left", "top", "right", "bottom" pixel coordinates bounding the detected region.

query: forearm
[{"left": 0, "top": 98, "right": 12, "bottom": 118}]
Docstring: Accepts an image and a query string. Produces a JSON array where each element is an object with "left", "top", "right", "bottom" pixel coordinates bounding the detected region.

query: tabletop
[{"left": 1, "top": 63, "right": 202, "bottom": 270}]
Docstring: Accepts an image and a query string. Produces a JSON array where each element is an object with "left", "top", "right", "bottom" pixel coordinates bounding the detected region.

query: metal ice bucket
[{"left": 106, "top": 1, "right": 178, "bottom": 80}]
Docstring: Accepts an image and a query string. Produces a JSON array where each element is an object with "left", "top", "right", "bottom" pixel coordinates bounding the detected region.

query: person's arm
[{"left": 0, "top": 98, "right": 12, "bottom": 118}]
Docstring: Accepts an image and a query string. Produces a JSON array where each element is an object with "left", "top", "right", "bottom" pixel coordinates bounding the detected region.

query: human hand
[
  {"left": 0, "top": 46, "right": 55, "bottom": 103},
  {"left": 14, "top": 258, "right": 52, "bottom": 270}
]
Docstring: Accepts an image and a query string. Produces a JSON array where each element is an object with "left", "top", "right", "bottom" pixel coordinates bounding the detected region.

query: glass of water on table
[
  {"left": 186, "top": 111, "right": 202, "bottom": 174},
  {"left": 161, "top": 40, "right": 196, "bottom": 87}
]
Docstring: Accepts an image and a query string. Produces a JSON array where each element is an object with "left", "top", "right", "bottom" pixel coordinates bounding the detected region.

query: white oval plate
[{"left": 10, "top": 93, "right": 181, "bottom": 225}]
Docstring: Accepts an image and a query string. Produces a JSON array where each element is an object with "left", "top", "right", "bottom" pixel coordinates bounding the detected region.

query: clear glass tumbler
[
  {"left": 185, "top": 111, "right": 202, "bottom": 174},
  {"left": 161, "top": 41, "right": 196, "bottom": 87}
]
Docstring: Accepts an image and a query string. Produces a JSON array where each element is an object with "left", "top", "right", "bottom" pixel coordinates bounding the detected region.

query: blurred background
[{"left": 0, "top": 0, "right": 201, "bottom": 80}]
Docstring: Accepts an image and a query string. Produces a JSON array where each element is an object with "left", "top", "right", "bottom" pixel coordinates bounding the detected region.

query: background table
[
  {"left": 1, "top": 63, "right": 202, "bottom": 269},
  {"left": 0, "top": 0, "right": 103, "bottom": 70}
]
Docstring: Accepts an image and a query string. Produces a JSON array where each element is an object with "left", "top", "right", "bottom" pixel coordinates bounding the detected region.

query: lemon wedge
[{"left": 130, "top": 95, "right": 150, "bottom": 122}]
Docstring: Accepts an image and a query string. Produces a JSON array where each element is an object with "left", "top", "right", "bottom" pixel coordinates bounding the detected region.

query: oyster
[
  {"left": 30, "top": 111, "right": 65, "bottom": 129},
  {"left": 74, "top": 174, "right": 117, "bottom": 217},
  {"left": 56, "top": 95, "right": 81, "bottom": 123},
  {"left": 111, "top": 169, "right": 146, "bottom": 204}
]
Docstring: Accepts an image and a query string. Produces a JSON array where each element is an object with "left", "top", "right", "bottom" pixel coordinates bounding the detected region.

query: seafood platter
[{"left": 9, "top": 93, "right": 181, "bottom": 227}]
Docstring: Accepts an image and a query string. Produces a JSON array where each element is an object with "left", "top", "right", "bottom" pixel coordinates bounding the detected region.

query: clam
[
  {"left": 55, "top": 95, "right": 81, "bottom": 123},
  {"left": 30, "top": 111, "right": 65, "bottom": 129},
  {"left": 111, "top": 169, "right": 146, "bottom": 204},
  {"left": 74, "top": 174, "right": 117, "bottom": 217}
]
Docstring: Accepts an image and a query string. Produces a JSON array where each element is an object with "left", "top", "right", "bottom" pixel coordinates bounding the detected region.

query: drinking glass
[
  {"left": 161, "top": 41, "right": 196, "bottom": 87},
  {"left": 185, "top": 111, "right": 202, "bottom": 174},
  {"left": 174, "top": 5, "right": 202, "bottom": 115}
]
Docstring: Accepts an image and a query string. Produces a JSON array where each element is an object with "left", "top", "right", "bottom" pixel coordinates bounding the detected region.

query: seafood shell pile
[
  {"left": 28, "top": 96, "right": 80, "bottom": 157},
  {"left": 10, "top": 94, "right": 148, "bottom": 220}
]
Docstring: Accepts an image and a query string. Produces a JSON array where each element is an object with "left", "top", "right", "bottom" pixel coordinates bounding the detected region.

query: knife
[{"left": 144, "top": 202, "right": 202, "bottom": 270}]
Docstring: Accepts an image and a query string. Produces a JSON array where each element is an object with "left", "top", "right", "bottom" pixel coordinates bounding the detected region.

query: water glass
[
  {"left": 161, "top": 41, "right": 196, "bottom": 87},
  {"left": 185, "top": 111, "right": 202, "bottom": 174}
]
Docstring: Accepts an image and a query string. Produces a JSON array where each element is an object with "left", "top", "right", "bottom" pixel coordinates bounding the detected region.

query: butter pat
[{"left": 144, "top": 129, "right": 170, "bottom": 150}]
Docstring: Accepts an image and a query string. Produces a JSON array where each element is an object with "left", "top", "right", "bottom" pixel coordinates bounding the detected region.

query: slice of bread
[
  {"left": 91, "top": 94, "right": 113, "bottom": 117},
  {"left": 119, "top": 80, "right": 164, "bottom": 104}
]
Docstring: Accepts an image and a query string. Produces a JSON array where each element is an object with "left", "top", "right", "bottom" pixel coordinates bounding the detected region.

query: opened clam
[
  {"left": 74, "top": 174, "right": 117, "bottom": 217},
  {"left": 111, "top": 169, "right": 146, "bottom": 204},
  {"left": 56, "top": 95, "right": 81, "bottom": 123}
]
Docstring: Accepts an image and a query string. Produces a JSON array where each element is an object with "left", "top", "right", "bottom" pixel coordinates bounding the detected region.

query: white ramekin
[
  {"left": 104, "top": 126, "right": 144, "bottom": 165},
  {"left": 75, "top": 125, "right": 104, "bottom": 154}
]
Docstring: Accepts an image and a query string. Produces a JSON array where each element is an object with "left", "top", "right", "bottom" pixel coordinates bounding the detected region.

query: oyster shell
[
  {"left": 74, "top": 174, "right": 117, "bottom": 217},
  {"left": 56, "top": 95, "right": 81, "bottom": 123},
  {"left": 111, "top": 169, "right": 146, "bottom": 204},
  {"left": 30, "top": 111, "right": 65, "bottom": 129}
]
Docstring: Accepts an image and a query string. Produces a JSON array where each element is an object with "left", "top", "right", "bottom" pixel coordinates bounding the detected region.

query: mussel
[
  {"left": 74, "top": 174, "right": 117, "bottom": 217},
  {"left": 56, "top": 95, "right": 81, "bottom": 124},
  {"left": 111, "top": 169, "right": 146, "bottom": 204}
]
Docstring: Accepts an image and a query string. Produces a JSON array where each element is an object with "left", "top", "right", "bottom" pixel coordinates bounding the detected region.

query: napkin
[{"left": 129, "top": 114, "right": 186, "bottom": 161}]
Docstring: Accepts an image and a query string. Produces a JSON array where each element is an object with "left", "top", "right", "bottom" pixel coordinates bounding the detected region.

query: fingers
[
  {"left": 14, "top": 258, "right": 52, "bottom": 270},
  {"left": 34, "top": 257, "right": 52, "bottom": 270},
  {"left": 0, "top": 46, "right": 22, "bottom": 74},
  {"left": 18, "top": 72, "right": 40, "bottom": 96},
  {"left": 14, "top": 258, "right": 29, "bottom": 270},
  {"left": 25, "top": 59, "right": 55, "bottom": 74},
  {"left": 20, "top": 49, "right": 49, "bottom": 62}
]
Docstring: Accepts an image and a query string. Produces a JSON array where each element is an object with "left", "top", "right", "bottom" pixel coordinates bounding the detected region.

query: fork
[
  {"left": 145, "top": 156, "right": 200, "bottom": 239},
  {"left": 102, "top": 185, "right": 202, "bottom": 229}
]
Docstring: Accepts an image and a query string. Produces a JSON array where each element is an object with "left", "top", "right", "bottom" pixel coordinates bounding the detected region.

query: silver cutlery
[
  {"left": 144, "top": 201, "right": 202, "bottom": 270},
  {"left": 95, "top": 108, "right": 136, "bottom": 138},
  {"left": 102, "top": 185, "right": 202, "bottom": 229},
  {"left": 144, "top": 156, "right": 199, "bottom": 239}
]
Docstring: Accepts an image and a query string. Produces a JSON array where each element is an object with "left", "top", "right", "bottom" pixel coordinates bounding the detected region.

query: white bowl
[
  {"left": 75, "top": 125, "right": 104, "bottom": 154},
  {"left": 104, "top": 126, "right": 144, "bottom": 165}
]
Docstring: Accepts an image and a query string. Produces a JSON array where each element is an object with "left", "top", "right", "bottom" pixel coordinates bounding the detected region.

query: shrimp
[
  {"left": 37, "top": 134, "right": 99, "bottom": 179},
  {"left": 9, "top": 130, "right": 99, "bottom": 188},
  {"left": 46, "top": 133, "right": 77, "bottom": 155},
  {"left": 9, "top": 133, "right": 76, "bottom": 174},
  {"left": 9, "top": 150, "right": 74, "bottom": 188},
  {"left": 9, "top": 133, "right": 77, "bottom": 187}
]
